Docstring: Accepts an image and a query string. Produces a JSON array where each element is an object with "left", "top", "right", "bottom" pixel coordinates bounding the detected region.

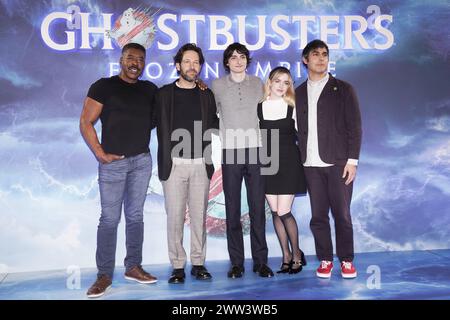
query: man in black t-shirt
[
  {"left": 80, "top": 43, "right": 158, "bottom": 298},
  {"left": 155, "top": 43, "right": 219, "bottom": 284}
]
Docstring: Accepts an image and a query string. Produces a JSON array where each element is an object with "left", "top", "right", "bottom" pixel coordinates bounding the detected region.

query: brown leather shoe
[
  {"left": 124, "top": 265, "right": 158, "bottom": 284},
  {"left": 86, "top": 274, "right": 112, "bottom": 298}
]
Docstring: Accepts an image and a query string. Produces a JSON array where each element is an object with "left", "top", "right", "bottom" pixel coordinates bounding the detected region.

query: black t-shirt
[
  {"left": 87, "top": 76, "right": 157, "bottom": 157},
  {"left": 171, "top": 85, "right": 202, "bottom": 159}
]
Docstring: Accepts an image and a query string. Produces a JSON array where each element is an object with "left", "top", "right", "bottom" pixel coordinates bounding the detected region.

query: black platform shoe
[
  {"left": 289, "top": 251, "right": 307, "bottom": 274},
  {"left": 298, "top": 250, "right": 307, "bottom": 266},
  {"left": 289, "top": 260, "right": 303, "bottom": 274},
  {"left": 276, "top": 262, "right": 292, "bottom": 274}
]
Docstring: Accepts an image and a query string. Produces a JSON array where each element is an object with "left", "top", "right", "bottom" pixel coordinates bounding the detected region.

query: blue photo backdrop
[{"left": 0, "top": 0, "right": 449, "bottom": 272}]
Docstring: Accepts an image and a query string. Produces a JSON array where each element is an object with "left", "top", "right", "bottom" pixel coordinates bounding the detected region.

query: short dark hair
[
  {"left": 122, "top": 42, "right": 146, "bottom": 55},
  {"left": 223, "top": 42, "right": 252, "bottom": 73},
  {"left": 302, "top": 39, "right": 329, "bottom": 67},
  {"left": 173, "top": 43, "right": 205, "bottom": 65}
]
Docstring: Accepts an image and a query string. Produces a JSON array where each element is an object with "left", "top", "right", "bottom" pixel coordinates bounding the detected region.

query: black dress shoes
[
  {"left": 227, "top": 265, "right": 244, "bottom": 278},
  {"left": 253, "top": 264, "right": 274, "bottom": 278},
  {"left": 191, "top": 265, "right": 212, "bottom": 280},
  {"left": 168, "top": 268, "right": 185, "bottom": 284}
]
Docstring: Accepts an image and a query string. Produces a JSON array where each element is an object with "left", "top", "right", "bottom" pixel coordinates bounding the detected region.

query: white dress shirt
[{"left": 304, "top": 74, "right": 358, "bottom": 167}]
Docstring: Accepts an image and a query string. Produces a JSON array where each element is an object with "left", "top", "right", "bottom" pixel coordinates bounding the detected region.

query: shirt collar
[
  {"left": 226, "top": 74, "right": 250, "bottom": 87},
  {"left": 175, "top": 80, "right": 197, "bottom": 89},
  {"left": 307, "top": 73, "right": 329, "bottom": 87}
]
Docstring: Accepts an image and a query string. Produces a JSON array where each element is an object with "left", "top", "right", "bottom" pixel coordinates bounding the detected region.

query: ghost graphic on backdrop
[{"left": 107, "top": 7, "right": 159, "bottom": 49}]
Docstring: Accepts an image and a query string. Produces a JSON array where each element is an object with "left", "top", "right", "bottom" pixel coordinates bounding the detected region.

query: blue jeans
[{"left": 96, "top": 152, "right": 152, "bottom": 278}]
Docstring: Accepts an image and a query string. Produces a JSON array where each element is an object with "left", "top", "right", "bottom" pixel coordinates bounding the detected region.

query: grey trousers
[{"left": 162, "top": 159, "right": 210, "bottom": 269}]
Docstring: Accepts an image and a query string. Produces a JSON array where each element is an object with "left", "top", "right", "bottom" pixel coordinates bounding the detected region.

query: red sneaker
[
  {"left": 341, "top": 261, "right": 357, "bottom": 279},
  {"left": 316, "top": 260, "right": 333, "bottom": 278}
]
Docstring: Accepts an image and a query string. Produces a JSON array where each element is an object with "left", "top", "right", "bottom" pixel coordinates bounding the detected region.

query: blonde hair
[{"left": 261, "top": 67, "right": 296, "bottom": 107}]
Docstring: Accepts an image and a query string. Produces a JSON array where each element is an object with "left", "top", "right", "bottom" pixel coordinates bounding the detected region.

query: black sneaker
[
  {"left": 168, "top": 268, "right": 185, "bottom": 284},
  {"left": 227, "top": 265, "right": 244, "bottom": 278},
  {"left": 253, "top": 264, "right": 274, "bottom": 278},
  {"left": 191, "top": 265, "right": 212, "bottom": 280}
]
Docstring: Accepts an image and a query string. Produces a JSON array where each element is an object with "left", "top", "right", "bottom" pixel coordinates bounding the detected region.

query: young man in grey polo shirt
[{"left": 212, "top": 43, "right": 273, "bottom": 278}]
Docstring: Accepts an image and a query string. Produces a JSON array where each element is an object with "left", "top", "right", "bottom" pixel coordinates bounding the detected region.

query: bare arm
[{"left": 79, "top": 97, "right": 124, "bottom": 164}]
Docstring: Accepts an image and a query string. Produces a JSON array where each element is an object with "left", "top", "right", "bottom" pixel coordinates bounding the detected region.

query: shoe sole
[
  {"left": 124, "top": 276, "right": 158, "bottom": 284},
  {"left": 341, "top": 272, "right": 357, "bottom": 279},
  {"left": 316, "top": 268, "right": 333, "bottom": 278},
  {"left": 190, "top": 271, "right": 212, "bottom": 280},
  {"left": 289, "top": 269, "right": 303, "bottom": 274},
  {"left": 86, "top": 285, "right": 111, "bottom": 298},
  {"left": 168, "top": 279, "right": 185, "bottom": 284},
  {"left": 194, "top": 276, "right": 212, "bottom": 280},
  {"left": 254, "top": 271, "right": 274, "bottom": 278}
]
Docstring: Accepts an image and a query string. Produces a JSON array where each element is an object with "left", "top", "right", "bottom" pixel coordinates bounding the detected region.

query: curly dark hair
[
  {"left": 173, "top": 43, "right": 205, "bottom": 65},
  {"left": 222, "top": 42, "right": 251, "bottom": 73}
]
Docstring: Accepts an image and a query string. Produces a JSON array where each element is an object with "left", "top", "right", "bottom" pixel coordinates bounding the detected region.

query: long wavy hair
[{"left": 261, "top": 66, "right": 295, "bottom": 107}]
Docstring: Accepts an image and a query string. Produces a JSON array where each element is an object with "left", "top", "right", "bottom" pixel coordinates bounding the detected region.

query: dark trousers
[
  {"left": 304, "top": 165, "right": 354, "bottom": 262},
  {"left": 222, "top": 148, "right": 268, "bottom": 267}
]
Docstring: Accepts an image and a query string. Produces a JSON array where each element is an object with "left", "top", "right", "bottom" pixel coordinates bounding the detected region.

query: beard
[{"left": 180, "top": 69, "right": 198, "bottom": 82}]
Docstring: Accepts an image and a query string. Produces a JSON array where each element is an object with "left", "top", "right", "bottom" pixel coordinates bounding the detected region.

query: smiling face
[
  {"left": 302, "top": 47, "right": 329, "bottom": 77},
  {"left": 119, "top": 47, "right": 145, "bottom": 83},
  {"left": 176, "top": 50, "right": 201, "bottom": 82},
  {"left": 269, "top": 73, "right": 291, "bottom": 99}
]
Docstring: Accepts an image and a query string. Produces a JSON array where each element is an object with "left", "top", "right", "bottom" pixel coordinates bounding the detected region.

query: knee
[
  {"left": 335, "top": 214, "right": 353, "bottom": 229},
  {"left": 227, "top": 219, "right": 243, "bottom": 231},
  {"left": 99, "top": 214, "right": 121, "bottom": 228},
  {"left": 125, "top": 213, "right": 143, "bottom": 224},
  {"left": 124, "top": 205, "right": 144, "bottom": 220},
  {"left": 310, "top": 215, "right": 329, "bottom": 227}
]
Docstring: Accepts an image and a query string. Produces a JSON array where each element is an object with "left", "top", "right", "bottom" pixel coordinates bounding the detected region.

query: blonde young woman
[{"left": 257, "top": 67, "right": 307, "bottom": 274}]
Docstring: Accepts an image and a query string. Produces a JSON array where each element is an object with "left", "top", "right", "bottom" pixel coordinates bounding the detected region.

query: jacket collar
[{"left": 298, "top": 73, "right": 338, "bottom": 107}]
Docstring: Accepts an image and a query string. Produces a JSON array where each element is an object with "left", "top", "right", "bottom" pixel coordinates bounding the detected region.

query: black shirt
[
  {"left": 171, "top": 85, "right": 202, "bottom": 159},
  {"left": 87, "top": 76, "right": 157, "bottom": 157}
]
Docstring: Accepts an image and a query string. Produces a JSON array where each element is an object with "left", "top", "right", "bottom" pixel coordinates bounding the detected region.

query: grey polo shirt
[{"left": 211, "top": 74, "right": 264, "bottom": 149}]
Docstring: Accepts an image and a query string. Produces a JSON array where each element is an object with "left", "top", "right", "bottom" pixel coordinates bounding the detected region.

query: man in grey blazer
[{"left": 295, "top": 39, "right": 362, "bottom": 279}]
